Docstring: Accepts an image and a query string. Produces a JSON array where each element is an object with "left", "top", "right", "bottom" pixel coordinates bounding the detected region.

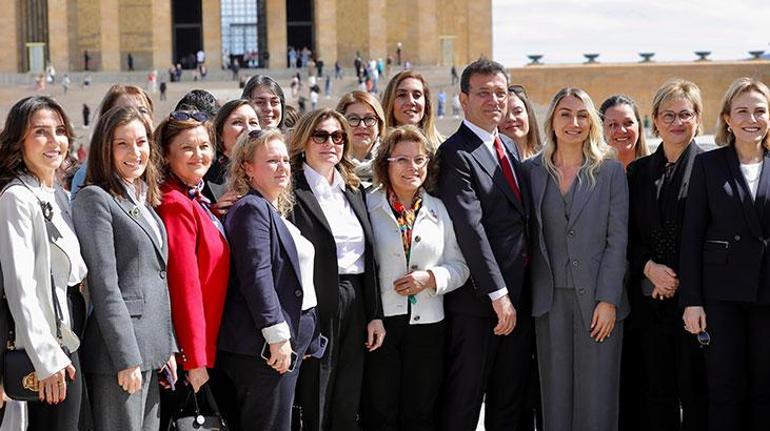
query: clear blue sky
[{"left": 492, "top": 0, "right": 770, "bottom": 67}]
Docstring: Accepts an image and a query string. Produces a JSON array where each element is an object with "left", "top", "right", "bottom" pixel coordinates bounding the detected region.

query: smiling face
[
  {"left": 243, "top": 137, "right": 291, "bottom": 202},
  {"left": 552, "top": 95, "right": 590, "bottom": 147},
  {"left": 602, "top": 103, "right": 640, "bottom": 157},
  {"left": 654, "top": 97, "right": 698, "bottom": 147},
  {"left": 387, "top": 140, "right": 428, "bottom": 199},
  {"left": 499, "top": 94, "right": 530, "bottom": 142},
  {"left": 344, "top": 102, "right": 380, "bottom": 159},
  {"left": 166, "top": 125, "right": 214, "bottom": 185},
  {"left": 250, "top": 86, "right": 282, "bottom": 129},
  {"left": 112, "top": 119, "right": 150, "bottom": 183},
  {"left": 304, "top": 117, "right": 345, "bottom": 173},
  {"left": 22, "top": 109, "right": 70, "bottom": 185},
  {"left": 393, "top": 78, "right": 426, "bottom": 126},
  {"left": 724, "top": 90, "right": 769, "bottom": 147},
  {"left": 460, "top": 72, "right": 508, "bottom": 132},
  {"left": 221, "top": 104, "right": 261, "bottom": 156}
]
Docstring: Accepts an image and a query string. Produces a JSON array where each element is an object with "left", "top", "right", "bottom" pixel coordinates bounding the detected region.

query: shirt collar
[
  {"left": 463, "top": 119, "right": 498, "bottom": 147},
  {"left": 303, "top": 162, "right": 345, "bottom": 193}
]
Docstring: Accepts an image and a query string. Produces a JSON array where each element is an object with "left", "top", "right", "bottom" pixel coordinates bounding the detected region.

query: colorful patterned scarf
[{"left": 387, "top": 188, "right": 423, "bottom": 304}]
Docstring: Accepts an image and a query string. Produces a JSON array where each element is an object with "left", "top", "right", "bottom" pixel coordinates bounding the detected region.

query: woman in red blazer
[{"left": 154, "top": 111, "right": 232, "bottom": 420}]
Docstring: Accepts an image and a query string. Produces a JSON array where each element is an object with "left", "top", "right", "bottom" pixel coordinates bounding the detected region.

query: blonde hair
[
  {"left": 227, "top": 129, "right": 295, "bottom": 216},
  {"left": 288, "top": 108, "right": 360, "bottom": 189},
  {"left": 715, "top": 77, "right": 770, "bottom": 148},
  {"left": 381, "top": 71, "right": 444, "bottom": 150},
  {"left": 542, "top": 88, "right": 613, "bottom": 187},
  {"left": 651, "top": 78, "right": 704, "bottom": 137}
]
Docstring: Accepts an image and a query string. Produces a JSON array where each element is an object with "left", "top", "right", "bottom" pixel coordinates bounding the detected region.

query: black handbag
[
  {"left": 1, "top": 180, "right": 70, "bottom": 401},
  {"left": 168, "top": 385, "right": 229, "bottom": 431}
]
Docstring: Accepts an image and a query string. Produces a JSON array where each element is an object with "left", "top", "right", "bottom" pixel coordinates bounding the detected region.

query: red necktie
[{"left": 494, "top": 137, "right": 521, "bottom": 201}]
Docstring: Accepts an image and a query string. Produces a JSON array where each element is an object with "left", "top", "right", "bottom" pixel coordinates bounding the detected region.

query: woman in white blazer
[
  {"left": 0, "top": 96, "right": 87, "bottom": 430},
  {"left": 361, "top": 125, "right": 469, "bottom": 431}
]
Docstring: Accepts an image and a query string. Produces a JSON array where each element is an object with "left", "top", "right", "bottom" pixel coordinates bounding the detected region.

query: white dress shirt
[
  {"left": 303, "top": 163, "right": 365, "bottom": 274},
  {"left": 462, "top": 119, "right": 519, "bottom": 301},
  {"left": 122, "top": 179, "right": 163, "bottom": 248}
]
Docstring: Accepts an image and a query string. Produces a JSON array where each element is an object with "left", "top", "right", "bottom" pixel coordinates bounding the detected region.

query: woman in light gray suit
[
  {"left": 0, "top": 96, "right": 87, "bottom": 430},
  {"left": 73, "top": 105, "right": 177, "bottom": 431},
  {"left": 524, "top": 88, "right": 629, "bottom": 431}
]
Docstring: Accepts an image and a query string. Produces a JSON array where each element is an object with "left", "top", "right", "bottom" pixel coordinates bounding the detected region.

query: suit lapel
[
  {"left": 567, "top": 171, "right": 593, "bottom": 229},
  {"left": 344, "top": 186, "right": 373, "bottom": 244},
  {"left": 114, "top": 195, "right": 166, "bottom": 262},
  {"left": 530, "top": 157, "right": 552, "bottom": 270},
  {"left": 725, "top": 145, "right": 764, "bottom": 239},
  {"left": 294, "top": 170, "right": 334, "bottom": 237},
  {"left": 754, "top": 150, "right": 770, "bottom": 229},
  {"left": 271, "top": 208, "right": 302, "bottom": 284},
  {"left": 462, "top": 125, "right": 525, "bottom": 215}
]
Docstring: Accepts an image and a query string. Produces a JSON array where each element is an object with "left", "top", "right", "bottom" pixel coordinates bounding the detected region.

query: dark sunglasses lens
[
  {"left": 192, "top": 112, "right": 209, "bottom": 122},
  {"left": 311, "top": 132, "right": 328, "bottom": 143},
  {"left": 171, "top": 111, "right": 189, "bottom": 121},
  {"left": 331, "top": 131, "right": 345, "bottom": 144}
]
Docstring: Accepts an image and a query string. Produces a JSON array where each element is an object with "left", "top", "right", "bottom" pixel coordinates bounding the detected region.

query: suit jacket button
[
  {"left": 413, "top": 315, "right": 420, "bottom": 321},
  {"left": 410, "top": 264, "right": 418, "bottom": 270},
  {"left": 734, "top": 235, "right": 741, "bottom": 241},
  {"left": 578, "top": 288, "right": 586, "bottom": 295},
  {"left": 414, "top": 235, "right": 421, "bottom": 243},
  {"left": 295, "top": 289, "right": 303, "bottom": 297},
  {"left": 568, "top": 230, "right": 575, "bottom": 238},
  {"left": 159, "top": 270, "right": 166, "bottom": 279},
  {"left": 572, "top": 259, "right": 579, "bottom": 267}
]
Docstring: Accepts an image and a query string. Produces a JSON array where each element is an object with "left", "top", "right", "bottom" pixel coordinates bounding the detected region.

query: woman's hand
[
  {"left": 365, "top": 319, "right": 386, "bottom": 352},
  {"left": 590, "top": 301, "right": 616, "bottom": 342},
  {"left": 117, "top": 366, "right": 143, "bottom": 394},
  {"left": 644, "top": 260, "right": 679, "bottom": 294},
  {"left": 38, "top": 364, "right": 75, "bottom": 404},
  {"left": 267, "top": 340, "right": 293, "bottom": 374},
  {"left": 186, "top": 367, "right": 209, "bottom": 393},
  {"left": 393, "top": 270, "right": 436, "bottom": 297},
  {"left": 212, "top": 190, "right": 241, "bottom": 216},
  {"left": 683, "top": 306, "right": 707, "bottom": 334}
]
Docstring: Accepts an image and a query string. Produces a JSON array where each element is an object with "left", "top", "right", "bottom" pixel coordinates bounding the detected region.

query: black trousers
[
  {"left": 440, "top": 311, "right": 535, "bottom": 431},
  {"left": 219, "top": 309, "right": 316, "bottom": 431},
  {"left": 703, "top": 300, "right": 770, "bottom": 431},
  {"left": 296, "top": 274, "right": 366, "bottom": 431},
  {"left": 636, "top": 296, "right": 708, "bottom": 431},
  {"left": 361, "top": 315, "right": 445, "bottom": 431}
]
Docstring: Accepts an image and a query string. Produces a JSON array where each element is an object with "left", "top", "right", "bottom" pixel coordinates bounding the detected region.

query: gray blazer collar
[
  {"left": 113, "top": 195, "right": 168, "bottom": 264},
  {"left": 530, "top": 154, "right": 592, "bottom": 230}
]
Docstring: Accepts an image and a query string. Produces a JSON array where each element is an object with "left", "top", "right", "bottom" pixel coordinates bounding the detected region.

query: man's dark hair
[
  {"left": 460, "top": 58, "right": 509, "bottom": 94},
  {"left": 174, "top": 89, "right": 220, "bottom": 117}
]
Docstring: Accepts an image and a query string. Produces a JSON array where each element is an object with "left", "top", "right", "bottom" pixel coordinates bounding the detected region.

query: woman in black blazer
[
  {"left": 289, "top": 108, "right": 384, "bottom": 431},
  {"left": 626, "top": 81, "right": 708, "bottom": 431},
  {"left": 680, "top": 77, "right": 770, "bottom": 431}
]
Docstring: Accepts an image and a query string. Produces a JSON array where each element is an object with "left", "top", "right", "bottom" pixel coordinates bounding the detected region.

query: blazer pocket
[
  {"left": 123, "top": 298, "right": 145, "bottom": 317},
  {"left": 703, "top": 240, "right": 729, "bottom": 265}
]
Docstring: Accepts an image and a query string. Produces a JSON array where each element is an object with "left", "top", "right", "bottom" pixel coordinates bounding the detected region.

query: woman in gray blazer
[
  {"left": 524, "top": 88, "right": 629, "bottom": 431},
  {"left": 0, "top": 96, "right": 87, "bottom": 430},
  {"left": 73, "top": 105, "right": 177, "bottom": 431}
]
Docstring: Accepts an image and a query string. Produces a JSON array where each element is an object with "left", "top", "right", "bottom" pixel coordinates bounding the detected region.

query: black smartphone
[{"left": 260, "top": 341, "right": 299, "bottom": 372}]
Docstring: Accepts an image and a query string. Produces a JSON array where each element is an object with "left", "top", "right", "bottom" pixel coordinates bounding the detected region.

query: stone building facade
[{"left": 2, "top": 0, "right": 492, "bottom": 73}]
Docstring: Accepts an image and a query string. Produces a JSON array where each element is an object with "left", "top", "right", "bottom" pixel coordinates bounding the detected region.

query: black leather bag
[{"left": 168, "top": 385, "right": 229, "bottom": 431}]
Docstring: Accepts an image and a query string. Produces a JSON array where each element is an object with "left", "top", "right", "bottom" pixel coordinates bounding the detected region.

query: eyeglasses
[
  {"left": 659, "top": 110, "right": 696, "bottom": 125},
  {"left": 508, "top": 84, "right": 528, "bottom": 97},
  {"left": 346, "top": 115, "right": 378, "bottom": 128},
  {"left": 471, "top": 89, "right": 508, "bottom": 101},
  {"left": 387, "top": 155, "right": 430, "bottom": 168},
  {"left": 170, "top": 111, "right": 210, "bottom": 122},
  {"left": 696, "top": 331, "right": 710, "bottom": 347},
  {"left": 311, "top": 130, "right": 345, "bottom": 145}
]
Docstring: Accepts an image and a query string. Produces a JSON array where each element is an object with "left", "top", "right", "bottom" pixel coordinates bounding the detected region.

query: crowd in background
[{"left": 1, "top": 57, "right": 769, "bottom": 431}]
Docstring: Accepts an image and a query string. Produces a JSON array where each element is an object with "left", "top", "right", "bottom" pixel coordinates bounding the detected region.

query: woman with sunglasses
[
  {"left": 217, "top": 128, "right": 325, "bottom": 430},
  {"left": 626, "top": 79, "right": 708, "bottom": 431},
  {"left": 600, "top": 95, "right": 650, "bottom": 170},
  {"left": 361, "top": 125, "right": 468, "bottom": 430},
  {"left": 336, "top": 91, "right": 387, "bottom": 186},
  {"left": 0, "top": 96, "right": 87, "bottom": 430},
  {"left": 153, "top": 112, "right": 234, "bottom": 423},
  {"left": 203, "top": 100, "right": 262, "bottom": 215},
  {"left": 72, "top": 105, "right": 177, "bottom": 430},
  {"left": 499, "top": 85, "right": 543, "bottom": 161},
  {"left": 289, "top": 108, "right": 384, "bottom": 431},
  {"left": 680, "top": 77, "right": 770, "bottom": 431},
  {"left": 381, "top": 71, "right": 444, "bottom": 150}
]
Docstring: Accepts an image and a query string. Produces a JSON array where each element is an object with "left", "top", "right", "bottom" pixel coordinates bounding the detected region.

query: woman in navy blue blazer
[
  {"left": 680, "top": 77, "right": 770, "bottom": 431},
  {"left": 217, "top": 129, "right": 325, "bottom": 431}
]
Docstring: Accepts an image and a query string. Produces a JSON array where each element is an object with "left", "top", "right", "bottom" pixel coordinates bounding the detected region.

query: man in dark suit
[{"left": 437, "top": 58, "right": 534, "bottom": 430}]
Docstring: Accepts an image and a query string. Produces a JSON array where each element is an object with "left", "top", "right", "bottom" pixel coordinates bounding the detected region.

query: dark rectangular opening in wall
[
  {"left": 286, "top": 0, "right": 313, "bottom": 55},
  {"left": 172, "top": 0, "right": 203, "bottom": 69}
]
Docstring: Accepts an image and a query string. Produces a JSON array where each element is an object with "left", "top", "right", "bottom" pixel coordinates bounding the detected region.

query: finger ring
[{"left": 57, "top": 381, "right": 63, "bottom": 386}]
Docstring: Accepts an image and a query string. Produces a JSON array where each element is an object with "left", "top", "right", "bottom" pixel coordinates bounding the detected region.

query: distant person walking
[
  {"left": 159, "top": 81, "right": 167, "bottom": 101},
  {"left": 62, "top": 74, "right": 71, "bottom": 94},
  {"left": 451, "top": 65, "right": 459, "bottom": 86},
  {"left": 84, "top": 50, "right": 90, "bottom": 71},
  {"left": 128, "top": 53, "right": 134, "bottom": 71}
]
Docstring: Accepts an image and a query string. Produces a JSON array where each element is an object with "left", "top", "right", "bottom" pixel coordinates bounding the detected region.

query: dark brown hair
[
  {"left": 212, "top": 99, "right": 259, "bottom": 156},
  {"left": 372, "top": 125, "right": 437, "bottom": 193},
  {"left": 154, "top": 113, "right": 216, "bottom": 175},
  {"left": 98, "top": 84, "right": 154, "bottom": 119}
]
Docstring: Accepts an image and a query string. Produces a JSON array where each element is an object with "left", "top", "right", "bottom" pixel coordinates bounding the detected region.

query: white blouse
[
  {"left": 303, "top": 163, "right": 365, "bottom": 274},
  {"left": 740, "top": 160, "right": 763, "bottom": 200},
  {"left": 282, "top": 218, "right": 318, "bottom": 311}
]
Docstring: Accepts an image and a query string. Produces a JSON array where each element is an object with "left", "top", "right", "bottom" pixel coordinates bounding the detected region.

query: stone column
[
  {"left": 99, "top": 0, "right": 120, "bottom": 71},
  {"left": 265, "top": 0, "right": 287, "bottom": 70},
  {"left": 0, "top": 2, "right": 19, "bottom": 72},
  {"left": 368, "top": 0, "right": 387, "bottom": 60},
  {"left": 314, "top": 0, "right": 338, "bottom": 65},
  {"left": 202, "top": 0, "right": 222, "bottom": 70},
  {"left": 48, "top": 0, "right": 70, "bottom": 72},
  {"left": 414, "top": 0, "right": 438, "bottom": 65},
  {"left": 466, "top": 0, "right": 492, "bottom": 61},
  {"left": 151, "top": 0, "right": 173, "bottom": 70}
]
